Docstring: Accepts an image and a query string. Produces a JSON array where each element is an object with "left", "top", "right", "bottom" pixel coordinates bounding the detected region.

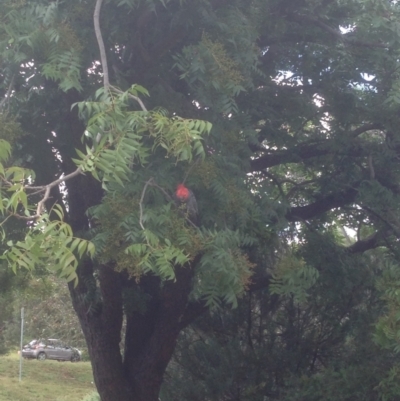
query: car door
[
  {"left": 54, "top": 342, "right": 73, "bottom": 360},
  {"left": 44, "top": 340, "right": 57, "bottom": 359}
]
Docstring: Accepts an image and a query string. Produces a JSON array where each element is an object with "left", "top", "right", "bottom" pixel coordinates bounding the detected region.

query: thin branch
[
  {"left": 8, "top": 167, "right": 83, "bottom": 221},
  {"left": 0, "top": 214, "right": 13, "bottom": 227},
  {"left": 35, "top": 186, "right": 51, "bottom": 217},
  {"left": 182, "top": 159, "right": 200, "bottom": 184},
  {"left": 110, "top": 85, "right": 147, "bottom": 112},
  {"left": 10, "top": 187, "right": 50, "bottom": 221},
  {"left": 0, "top": 176, "right": 13, "bottom": 187},
  {"left": 149, "top": 181, "right": 174, "bottom": 203},
  {"left": 93, "top": 0, "right": 109, "bottom": 90},
  {"left": 260, "top": 170, "right": 286, "bottom": 200},
  {"left": 26, "top": 167, "right": 83, "bottom": 192},
  {"left": 25, "top": 188, "right": 48, "bottom": 196},
  {"left": 93, "top": 0, "right": 147, "bottom": 111},
  {"left": 290, "top": 14, "right": 388, "bottom": 49},
  {"left": 139, "top": 178, "right": 154, "bottom": 230}
]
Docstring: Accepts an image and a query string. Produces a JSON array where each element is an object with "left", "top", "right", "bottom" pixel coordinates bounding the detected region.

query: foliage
[
  {"left": 73, "top": 86, "right": 211, "bottom": 186},
  {"left": 374, "top": 258, "right": 400, "bottom": 353},
  {"left": 163, "top": 246, "right": 391, "bottom": 401},
  {"left": 191, "top": 229, "right": 255, "bottom": 308},
  {"left": 0, "top": 80, "right": 216, "bottom": 291},
  {"left": 3, "top": 0, "right": 400, "bottom": 400},
  {"left": 270, "top": 252, "right": 319, "bottom": 304},
  {"left": 3, "top": 277, "right": 87, "bottom": 354},
  {"left": 3, "top": 207, "right": 94, "bottom": 283}
]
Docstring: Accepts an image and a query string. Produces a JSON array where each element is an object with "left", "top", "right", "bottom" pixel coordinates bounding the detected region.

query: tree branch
[
  {"left": 285, "top": 187, "right": 358, "bottom": 221},
  {"left": 110, "top": 85, "right": 147, "bottom": 112},
  {"left": 26, "top": 167, "right": 83, "bottom": 193},
  {"left": 94, "top": 0, "right": 147, "bottom": 111},
  {"left": 250, "top": 123, "right": 382, "bottom": 171},
  {"left": 250, "top": 142, "right": 329, "bottom": 171},
  {"left": 10, "top": 167, "right": 83, "bottom": 221},
  {"left": 139, "top": 178, "right": 154, "bottom": 230},
  {"left": 350, "top": 123, "right": 383, "bottom": 138},
  {"left": 289, "top": 14, "right": 388, "bottom": 49},
  {"left": 93, "top": 0, "right": 109, "bottom": 90},
  {"left": 347, "top": 229, "right": 388, "bottom": 253}
]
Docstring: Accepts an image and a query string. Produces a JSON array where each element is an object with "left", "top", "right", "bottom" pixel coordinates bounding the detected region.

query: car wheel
[
  {"left": 71, "top": 354, "right": 80, "bottom": 362},
  {"left": 37, "top": 352, "right": 46, "bottom": 361}
]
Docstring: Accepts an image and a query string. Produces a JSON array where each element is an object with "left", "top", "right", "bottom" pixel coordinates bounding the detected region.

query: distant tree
[
  {"left": 163, "top": 245, "right": 395, "bottom": 401},
  {"left": 2, "top": 1, "right": 400, "bottom": 401},
  {"left": 0, "top": 216, "right": 34, "bottom": 354},
  {"left": 2, "top": 277, "right": 87, "bottom": 352}
]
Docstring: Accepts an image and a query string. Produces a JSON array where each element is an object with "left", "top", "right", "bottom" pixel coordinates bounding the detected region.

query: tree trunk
[
  {"left": 124, "top": 263, "right": 198, "bottom": 401},
  {"left": 69, "top": 257, "right": 202, "bottom": 401},
  {"left": 70, "top": 263, "right": 133, "bottom": 400}
]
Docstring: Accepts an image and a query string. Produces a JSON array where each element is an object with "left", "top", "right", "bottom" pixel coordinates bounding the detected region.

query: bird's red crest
[{"left": 176, "top": 183, "right": 189, "bottom": 200}]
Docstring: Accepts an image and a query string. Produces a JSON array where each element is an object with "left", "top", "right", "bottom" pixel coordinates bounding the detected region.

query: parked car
[{"left": 22, "top": 338, "right": 81, "bottom": 362}]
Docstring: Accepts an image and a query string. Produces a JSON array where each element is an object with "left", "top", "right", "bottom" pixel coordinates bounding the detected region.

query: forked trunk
[{"left": 70, "top": 258, "right": 203, "bottom": 401}]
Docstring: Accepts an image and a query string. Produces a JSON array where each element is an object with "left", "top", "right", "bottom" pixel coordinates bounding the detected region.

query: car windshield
[
  {"left": 25, "top": 338, "right": 74, "bottom": 349},
  {"left": 26, "top": 339, "right": 45, "bottom": 347}
]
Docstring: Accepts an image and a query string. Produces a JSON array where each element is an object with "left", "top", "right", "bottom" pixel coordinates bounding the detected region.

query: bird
[{"left": 174, "top": 183, "right": 198, "bottom": 225}]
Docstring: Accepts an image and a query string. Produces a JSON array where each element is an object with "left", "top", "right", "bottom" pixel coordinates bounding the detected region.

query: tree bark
[
  {"left": 70, "top": 263, "right": 133, "bottom": 400},
  {"left": 69, "top": 256, "right": 201, "bottom": 401},
  {"left": 124, "top": 262, "right": 198, "bottom": 401}
]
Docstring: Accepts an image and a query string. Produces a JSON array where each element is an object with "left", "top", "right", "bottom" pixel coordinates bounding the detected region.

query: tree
[
  {"left": 162, "top": 244, "right": 395, "bottom": 401},
  {"left": 2, "top": 276, "right": 87, "bottom": 353},
  {"left": 2, "top": 0, "right": 400, "bottom": 400}
]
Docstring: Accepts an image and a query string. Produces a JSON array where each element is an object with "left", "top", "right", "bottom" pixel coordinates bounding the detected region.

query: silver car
[{"left": 22, "top": 338, "right": 81, "bottom": 362}]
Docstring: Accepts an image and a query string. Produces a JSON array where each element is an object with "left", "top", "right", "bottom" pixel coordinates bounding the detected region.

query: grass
[{"left": 0, "top": 352, "right": 95, "bottom": 401}]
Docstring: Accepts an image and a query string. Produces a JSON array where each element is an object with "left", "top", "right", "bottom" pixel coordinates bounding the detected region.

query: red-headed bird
[{"left": 174, "top": 183, "right": 198, "bottom": 225}]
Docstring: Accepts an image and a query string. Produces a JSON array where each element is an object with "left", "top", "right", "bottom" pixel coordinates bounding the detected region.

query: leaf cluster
[
  {"left": 3, "top": 205, "right": 94, "bottom": 284},
  {"left": 73, "top": 86, "right": 211, "bottom": 189}
]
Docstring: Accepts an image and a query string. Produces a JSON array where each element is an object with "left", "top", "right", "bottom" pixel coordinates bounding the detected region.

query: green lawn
[{"left": 0, "top": 352, "right": 95, "bottom": 401}]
